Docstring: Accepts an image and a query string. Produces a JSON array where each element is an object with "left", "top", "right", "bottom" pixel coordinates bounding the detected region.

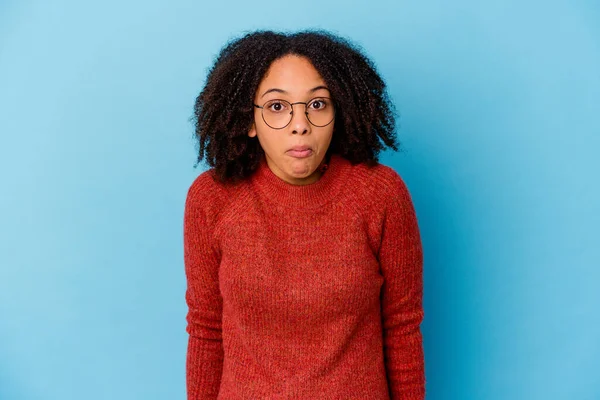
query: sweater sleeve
[
  {"left": 378, "top": 172, "right": 426, "bottom": 400},
  {"left": 183, "top": 180, "right": 224, "bottom": 399}
]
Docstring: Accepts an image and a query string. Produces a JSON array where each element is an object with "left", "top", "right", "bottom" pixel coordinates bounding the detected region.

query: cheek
[
  {"left": 255, "top": 129, "right": 286, "bottom": 151},
  {"left": 317, "top": 128, "right": 335, "bottom": 143}
]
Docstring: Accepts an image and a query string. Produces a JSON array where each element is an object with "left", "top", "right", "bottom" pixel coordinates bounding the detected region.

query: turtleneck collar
[{"left": 250, "top": 153, "right": 352, "bottom": 210}]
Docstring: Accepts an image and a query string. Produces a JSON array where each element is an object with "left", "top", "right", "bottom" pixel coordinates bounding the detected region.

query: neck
[{"left": 250, "top": 153, "right": 350, "bottom": 210}]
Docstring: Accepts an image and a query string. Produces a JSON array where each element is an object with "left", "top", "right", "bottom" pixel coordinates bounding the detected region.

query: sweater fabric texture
[{"left": 183, "top": 153, "right": 425, "bottom": 399}]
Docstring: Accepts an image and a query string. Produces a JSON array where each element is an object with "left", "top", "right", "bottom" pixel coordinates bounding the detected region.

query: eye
[
  {"left": 309, "top": 98, "right": 329, "bottom": 110},
  {"left": 265, "top": 100, "right": 289, "bottom": 113}
]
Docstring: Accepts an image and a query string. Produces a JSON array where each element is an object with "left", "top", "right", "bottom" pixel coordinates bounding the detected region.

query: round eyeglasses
[{"left": 253, "top": 97, "right": 335, "bottom": 130}]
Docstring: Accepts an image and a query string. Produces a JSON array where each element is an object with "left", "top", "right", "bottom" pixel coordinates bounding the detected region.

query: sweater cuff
[{"left": 186, "top": 335, "right": 224, "bottom": 399}]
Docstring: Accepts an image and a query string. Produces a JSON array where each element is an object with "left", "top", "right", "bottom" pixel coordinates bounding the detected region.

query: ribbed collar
[{"left": 250, "top": 153, "right": 352, "bottom": 210}]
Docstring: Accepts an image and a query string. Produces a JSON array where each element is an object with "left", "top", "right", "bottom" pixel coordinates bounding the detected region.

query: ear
[{"left": 248, "top": 122, "right": 257, "bottom": 138}]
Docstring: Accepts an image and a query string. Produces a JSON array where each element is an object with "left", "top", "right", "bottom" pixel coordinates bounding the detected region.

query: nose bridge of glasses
[
  {"left": 289, "top": 101, "right": 311, "bottom": 125},
  {"left": 290, "top": 101, "right": 308, "bottom": 107},
  {"left": 290, "top": 101, "right": 309, "bottom": 115}
]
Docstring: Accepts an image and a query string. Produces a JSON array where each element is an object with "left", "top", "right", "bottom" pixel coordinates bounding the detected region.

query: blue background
[{"left": 1, "top": 1, "right": 598, "bottom": 399}]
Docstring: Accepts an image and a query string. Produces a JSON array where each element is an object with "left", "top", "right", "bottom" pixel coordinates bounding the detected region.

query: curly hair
[{"left": 191, "top": 29, "right": 402, "bottom": 184}]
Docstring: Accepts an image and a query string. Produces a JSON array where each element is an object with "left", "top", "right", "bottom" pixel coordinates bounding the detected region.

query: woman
[{"left": 184, "top": 29, "right": 425, "bottom": 399}]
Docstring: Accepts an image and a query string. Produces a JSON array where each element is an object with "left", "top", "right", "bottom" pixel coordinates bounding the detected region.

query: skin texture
[{"left": 247, "top": 55, "right": 334, "bottom": 186}]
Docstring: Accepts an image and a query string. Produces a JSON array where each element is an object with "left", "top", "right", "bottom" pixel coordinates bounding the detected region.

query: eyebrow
[{"left": 260, "top": 85, "right": 330, "bottom": 99}]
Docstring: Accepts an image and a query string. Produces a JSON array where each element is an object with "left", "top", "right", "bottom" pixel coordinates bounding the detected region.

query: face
[{"left": 248, "top": 54, "right": 334, "bottom": 185}]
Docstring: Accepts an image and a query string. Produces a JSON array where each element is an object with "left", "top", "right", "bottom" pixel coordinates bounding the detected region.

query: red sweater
[{"left": 183, "top": 153, "right": 425, "bottom": 399}]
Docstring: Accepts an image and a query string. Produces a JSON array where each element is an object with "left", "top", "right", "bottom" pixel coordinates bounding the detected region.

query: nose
[{"left": 290, "top": 104, "right": 311, "bottom": 135}]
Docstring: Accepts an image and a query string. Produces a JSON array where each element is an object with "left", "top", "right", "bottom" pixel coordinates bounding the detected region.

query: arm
[
  {"left": 183, "top": 181, "right": 224, "bottom": 399},
  {"left": 378, "top": 173, "right": 426, "bottom": 399}
]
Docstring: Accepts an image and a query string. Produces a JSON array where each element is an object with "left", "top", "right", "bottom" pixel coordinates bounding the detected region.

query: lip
[
  {"left": 287, "top": 147, "right": 313, "bottom": 158},
  {"left": 288, "top": 145, "right": 312, "bottom": 152}
]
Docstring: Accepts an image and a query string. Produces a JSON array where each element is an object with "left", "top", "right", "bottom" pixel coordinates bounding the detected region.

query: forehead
[{"left": 258, "top": 55, "right": 326, "bottom": 92}]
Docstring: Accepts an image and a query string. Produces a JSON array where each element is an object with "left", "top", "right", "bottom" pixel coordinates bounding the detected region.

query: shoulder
[
  {"left": 186, "top": 168, "right": 219, "bottom": 202},
  {"left": 348, "top": 159, "right": 412, "bottom": 205},
  {"left": 184, "top": 168, "right": 232, "bottom": 222}
]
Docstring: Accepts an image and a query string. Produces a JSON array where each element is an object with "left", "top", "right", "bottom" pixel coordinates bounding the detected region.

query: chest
[{"left": 213, "top": 201, "right": 384, "bottom": 323}]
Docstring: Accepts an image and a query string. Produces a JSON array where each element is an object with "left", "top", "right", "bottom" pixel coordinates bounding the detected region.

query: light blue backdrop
[{"left": 1, "top": 0, "right": 598, "bottom": 399}]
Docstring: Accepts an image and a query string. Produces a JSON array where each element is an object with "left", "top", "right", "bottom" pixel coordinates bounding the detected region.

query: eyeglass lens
[{"left": 261, "top": 98, "right": 334, "bottom": 129}]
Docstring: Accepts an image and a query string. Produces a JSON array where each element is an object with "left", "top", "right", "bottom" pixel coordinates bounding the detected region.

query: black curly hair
[{"left": 191, "top": 29, "right": 402, "bottom": 184}]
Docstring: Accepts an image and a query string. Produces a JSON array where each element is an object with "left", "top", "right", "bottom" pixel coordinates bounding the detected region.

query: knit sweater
[{"left": 183, "top": 153, "right": 425, "bottom": 399}]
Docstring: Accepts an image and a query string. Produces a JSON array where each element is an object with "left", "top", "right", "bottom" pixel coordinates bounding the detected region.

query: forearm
[
  {"left": 383, "top": 312, "right": 425, "bottom": 399},
  {"left": 186, "top": 334, "right": 224, "bottom": 399}
]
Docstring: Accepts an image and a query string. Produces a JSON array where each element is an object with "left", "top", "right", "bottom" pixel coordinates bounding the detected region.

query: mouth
[
  {"left": 288, "top": 145, "right": 312, "bottom": 152},
  {"left": 287, "top": 147, "right": 313, "bottom": 158}
]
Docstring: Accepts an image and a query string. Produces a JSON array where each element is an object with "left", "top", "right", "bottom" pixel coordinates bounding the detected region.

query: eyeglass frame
[{"left": 252, "top": 97, "right": 336, "bottom": 130}]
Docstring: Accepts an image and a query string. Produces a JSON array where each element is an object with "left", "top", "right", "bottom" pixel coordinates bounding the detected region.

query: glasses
[{"left": 253, "top": 97, "right": 335, "bottom": 130}]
